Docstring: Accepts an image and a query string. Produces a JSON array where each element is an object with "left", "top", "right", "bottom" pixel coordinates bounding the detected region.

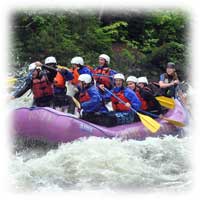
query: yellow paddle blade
[
  {"left": 57, "top": 65, "right": 69, "bottom": 70},
  {"left": 72, "top": 96, "right": 81, "bottom": 109},
  {"left": 162, "top": 117, "right": 185, "bottom": 127},
  {"left": 7, "top": 77, "right": 17, "bottom": 85},
  {"left": 137, "top": 112, "right": 161, "bottom": 133},
  {"left": 156, "top": 96, "right": 175, "bottom": 109}
]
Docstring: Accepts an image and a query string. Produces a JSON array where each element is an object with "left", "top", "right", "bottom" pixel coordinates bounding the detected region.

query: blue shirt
[
  {"left": 78, "top": 66, "right": 92, "bottom": 76},
  {"left": 81, "top": 85, "right": 108, "bottom": 113}
]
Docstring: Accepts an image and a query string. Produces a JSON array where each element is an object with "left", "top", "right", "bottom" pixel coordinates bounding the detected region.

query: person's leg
[{"left": 65, "top": 95, "right": 76, "bottom": 114}]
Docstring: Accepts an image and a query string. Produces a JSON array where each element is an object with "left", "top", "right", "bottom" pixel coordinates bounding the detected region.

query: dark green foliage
[{"left": 10, "top": 10, "right": 188, "bottom": 80}]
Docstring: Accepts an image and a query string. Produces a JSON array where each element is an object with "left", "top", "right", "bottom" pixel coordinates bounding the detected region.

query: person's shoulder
[
  {"left": 159, "top": 73, "right": 165, "bottom": 80},
  {"left": 89, "top": 85, "right": 98, "bottom": 91},
  {"left": 110, "top": 69, "right": 117, "bottom": 74},
  {"left": 124, "top": 87, "right": 134, "bottom": 94}
]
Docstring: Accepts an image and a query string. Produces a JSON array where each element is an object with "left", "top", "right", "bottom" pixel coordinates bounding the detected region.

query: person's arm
[
  {"left": 159, "top": 74, "right": 177, "bottom": 88},
  {"left": 98, "top": 86, "right": 112, "bottom": 101},
  {"left": 60, "top": 69, "right": 74, "bottom": 81},
  {"left": 12, "top": 76, "right": 32, "bottom": 98},
  {"left": 141, "top": 89, "right": 162, "bottom": 113},
  {"left": 44, "top": 67, "right": 57, "bottom": 82},
  {"left": 81, "top": 87, "right": 102, "bottom": 112},
  {"left": 125, "top": 88, "right": 141, "bottom": 111}
]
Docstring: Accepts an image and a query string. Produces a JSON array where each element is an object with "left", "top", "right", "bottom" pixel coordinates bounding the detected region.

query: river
[{"left": 8, "top": 82, "right": 192, "bottom": 193}]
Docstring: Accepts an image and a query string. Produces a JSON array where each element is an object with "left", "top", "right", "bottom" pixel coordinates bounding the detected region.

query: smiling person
[
  {"left": 159, "top": 62, "right": 179, "bottom": 98},
  {"left": 101, "top": 73, "right": 141, "bottom": 125},
  {"left": 126, "top": 76, "right": 138, "bottom": 91},
  {"left": 93, "top": 54, "right": 117, "bottom": 90}
]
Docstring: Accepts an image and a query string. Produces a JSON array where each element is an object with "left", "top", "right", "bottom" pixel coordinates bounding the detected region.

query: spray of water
[{"left": 9, "top": 136, "right": 191, "bottom": 192}]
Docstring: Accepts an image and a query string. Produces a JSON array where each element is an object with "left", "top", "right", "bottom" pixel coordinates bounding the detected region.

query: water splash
[{"left": 9, "top": 136, "right": 191, "bottom": 192}]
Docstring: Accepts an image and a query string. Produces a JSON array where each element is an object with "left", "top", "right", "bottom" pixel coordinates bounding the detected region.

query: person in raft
[
  {"left": 78, "top": 74, "right": 108, "bottom": 123},
  {"left": 46, "top": 56, "right": 76, "bottom": 114},
  {"left": 136, "top": 77, "right": 162, "bottom": 116},
  {"left": 93, "top": 54, "right": 117, "bottom": 90},
  {"left": 10, "top": 58, "right": 57, "bottom": 107},
  {"left": 159, "top": 62, "right": 179, "bottom": 98},
  {"left": 100, "top": 73, "right": 141, "bottom": 125}
]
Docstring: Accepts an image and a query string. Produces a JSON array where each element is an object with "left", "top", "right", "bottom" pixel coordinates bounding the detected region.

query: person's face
[
  {"left": 138, "top": 82, "right": 145, "bottom": 88},
  {"left": 98, "top": 58, "right": 106, "bottom": 66},
  {"left": 46, "top": 63, "right": 56, "bottom": 68},
  {"left": 166, "top": 67, "right": 175, "bottom": 75},
  {"left": 127, "top": 81, "right": 136, "bottom": 90},
  {"left": 115, "top": 79, "right": 123, "bottom": 87},
  {"left": 79, "top": 81, "right": 85, "bottom": 89}
]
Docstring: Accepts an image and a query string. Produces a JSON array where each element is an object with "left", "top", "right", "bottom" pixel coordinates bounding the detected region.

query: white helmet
[
  {"left": 114, "top": 73, "right": 125, "bottom": 81},
  {"left": 137, "top": 77, "right": 148, "bottom": 84},
  {"left": 78, "top": 74, "right": 92, "bottom": 84},
  {"left": 28, "top": 63, "right": 36, "bottom": 71},
  {"left": 126, "top": 76, "right": 138, "bottom": 83},
  {"left": 45, "top": 56, "right": 57, "bottom": 64},
  {"left": 99, "top": 54, "right": 110, "bottom": 64},
  {"left": 71, "top": 57, "right": 84, "bottom": 65}
]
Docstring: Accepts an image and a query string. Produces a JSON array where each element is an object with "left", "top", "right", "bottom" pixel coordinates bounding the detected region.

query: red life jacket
[
  {"left": 79, "top": 89, "right": 90, "bottom": 103},
  {"left": 111, "top": 89, "right": 131, "bottom": 111},
  {"left": 32, "top": 69, "right": 53, "bottom": 99},
  {"left": 135, "top": 88, "right": 148, "bottom": 110},
  {"left": 54, "top": 72, "right": 65, "bottom": 88},
  {"left": 135, "top": 86, "right": 154, "bottom": 110},
  {"left": 93, "top": 67, "right": 112, "bottom": 89}
]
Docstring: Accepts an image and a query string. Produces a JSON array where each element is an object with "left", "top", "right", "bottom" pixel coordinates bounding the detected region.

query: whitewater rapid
[{"left": 8, "top": 82, "right": 192, "bottom": 193}]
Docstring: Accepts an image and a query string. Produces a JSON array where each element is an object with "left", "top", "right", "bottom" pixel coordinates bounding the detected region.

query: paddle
[
  {"left": 138, "top": 109, "right": 185, "bottom": 127},
  {"left": 155, "top": 96, "right": 175, "bottom": 109},
  {"left": 72, "top": 96, "right": 81, "bottom": 109},
  {"left": 7, "top": 77, "right": 17, "bottom": 85},
  {"left": 104, "top": 88, "right": 160, "bottom": 133}
]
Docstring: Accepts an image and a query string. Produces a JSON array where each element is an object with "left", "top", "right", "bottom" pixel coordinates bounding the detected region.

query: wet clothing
[
  {"left": 93, "top": 66, "right": 117, "bottom": 90},
  {"left": 159, "top": 72, "right": 179, "bottom": 98},
  {"left": 13, "top": 65, "right": 57, "bottom": 107}
]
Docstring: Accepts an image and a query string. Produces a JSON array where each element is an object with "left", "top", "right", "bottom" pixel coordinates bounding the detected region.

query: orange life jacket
[
  {"left": 93, "top": 67, "right": 112, "bottom": 89},
  {"left": 70, "top": 67, "right": 80, "bottom": 85},
  {"left": 54, "top": 72, "right": 65, "bottom": 88},
  {"left": 111, "top": 90, "right": 131, "bottom": 111},
  {"left": 70, "top": 65, "right": 93, "bottom": 86},
  {"left": 32, "top": 69, "right": 53, "bottom": 99},
  {"left": 79, "top": 89, "right": 90, "bottom": 103}
]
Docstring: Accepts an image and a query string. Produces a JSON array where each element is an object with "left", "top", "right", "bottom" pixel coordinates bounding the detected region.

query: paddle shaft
[
  {"left": 138, "top": 109, "right": 158, "bottom": 118},
  {"left": 92, "top": 74, "right": 113, "bottom": 78},
  {"left": 138, "top": 108, "right": 185, "bottom": 127},
  {"left": 104, "top": 88, "right": 137, "bottom": 113}
]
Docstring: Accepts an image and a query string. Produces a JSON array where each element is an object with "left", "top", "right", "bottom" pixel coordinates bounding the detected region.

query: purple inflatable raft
[{"left": 11, "top": 99, "right": 188, "bottom": 143}]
